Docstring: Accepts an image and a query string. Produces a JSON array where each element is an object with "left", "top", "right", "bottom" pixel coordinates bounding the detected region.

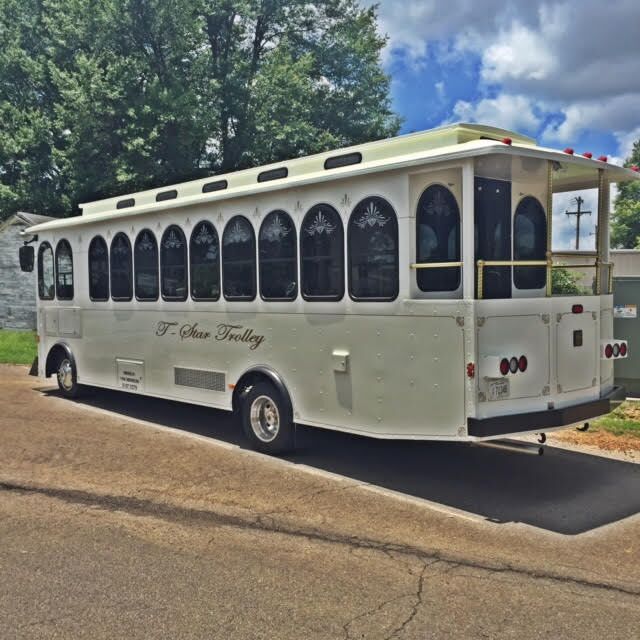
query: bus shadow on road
[{"left": 52, "top": 386, "right": 640, "bottom": 536}]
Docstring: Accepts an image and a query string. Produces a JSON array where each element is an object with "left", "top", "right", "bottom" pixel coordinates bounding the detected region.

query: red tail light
[
  {"left": 605, "top": 344, "right": 613, "bottom": 358},
  {"left": 572, "top": 304, "right": 583, "bottom": 314},
  {"left": 620, "top": 343, "right": 628, "bottom": 356},
  {"left": 500, "top": 358, "right": 510, "bottom": 376},
  {"left": 518, "top": 355, "right": 528, "bottom": 372}
]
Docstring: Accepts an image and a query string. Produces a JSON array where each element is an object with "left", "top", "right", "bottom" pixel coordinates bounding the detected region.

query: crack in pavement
[{"left": 2, "top": 479, "right": 639, "bottom": 601}]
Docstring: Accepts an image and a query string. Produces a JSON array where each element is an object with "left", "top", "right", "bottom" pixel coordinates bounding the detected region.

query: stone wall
[{"left": 0, "top": 219, "right": 37, "bottom": 330}]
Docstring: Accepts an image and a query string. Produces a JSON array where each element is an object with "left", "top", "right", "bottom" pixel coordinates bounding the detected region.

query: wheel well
[
  {"left": 232, "top": 368, "right": 293, "bottom": 418},
  {"left": 45, "top": 343, "right": 71, "bottom": 378}
]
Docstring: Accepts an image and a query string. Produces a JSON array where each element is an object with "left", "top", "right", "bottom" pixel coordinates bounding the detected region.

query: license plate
[{"left": 488, "top": 378, "right": 509, "bottom": 401}]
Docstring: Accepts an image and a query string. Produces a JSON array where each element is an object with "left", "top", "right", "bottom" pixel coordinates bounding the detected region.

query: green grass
[
  {"left": 591, "top": 401, "right": 640, "bottom": 438},
  {"left": 0, "top": 329, "right": 37, "bottom": 365}
]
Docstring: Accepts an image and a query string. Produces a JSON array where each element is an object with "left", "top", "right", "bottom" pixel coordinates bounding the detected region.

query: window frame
[
  {"left": 222, "top": 215, "right": 257, "bottom": 302},
  {"left": 160, "top": 225, "right": 188, "bottom": 302},
  {"left": 415, "top": 183, "right": 462, "bottom": 293},
  {"left": 347, "top": 196, "right": 399, "bottom": 302},
  {"left": 110, "top": 232, "right": 133, "bottom": 302},
  {"left": 88, "top": 235, "right": 110, "bottom": 302},
  {"left": 55, "top": 239, "right": 74, "bottom": 301},
  {"left": 189, "top": 220, "right": 221, "bottom": 302},
  {"left": 259, "top": 210, "right": 298, "bottom": 302},
  {"left": 37, "top": 241, "right": 55, "bottom": 301},
  {"left": 134, "top": 228, "right": 160, "bottom": 302},
  {"left": 513, "top": 195, "right": 547, "bottom": 290}
]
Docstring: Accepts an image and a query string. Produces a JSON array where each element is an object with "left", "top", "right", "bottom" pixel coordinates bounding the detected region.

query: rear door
[{"left": 475, "top": 177, "right": 511, "bottom": 299}]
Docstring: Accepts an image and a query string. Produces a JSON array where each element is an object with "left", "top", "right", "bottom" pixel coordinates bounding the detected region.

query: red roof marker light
[
  {"left": 583, "top": 152, "right": 593, "bottom": 158},
  {"left": 598, "top": 155, "right": 608, "bottom": 162},
  {"left": 502, "top": 137, "right": 513, "bottom": 145},
  {"left": 564, "top": 147, "right": 574, "bottom": 155}
]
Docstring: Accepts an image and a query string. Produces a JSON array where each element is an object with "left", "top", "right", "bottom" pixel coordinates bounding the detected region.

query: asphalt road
[{"left": 1, "top": 364, "right": 639, "bottom": 639}]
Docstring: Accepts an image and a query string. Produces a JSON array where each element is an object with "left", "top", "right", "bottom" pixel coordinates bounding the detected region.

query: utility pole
[{"left": 565, "top": 196, "right": 592, "bottom": 250}]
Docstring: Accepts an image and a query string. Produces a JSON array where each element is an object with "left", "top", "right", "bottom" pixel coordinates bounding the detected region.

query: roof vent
[
  {"left": 324, "top": 152, "right": 362, "bottom": 170},
  {"left": 202, "top": 179, "right": 228, "bottom": 193},
  {"left": 258, "top": 167, "right": 288, "bottom": 183},
  {"left": 156, "top": 189, "right": 177, "bottom": 202},
  {"left": 116, "top": 198, "right": 135, "bottom": 210}
]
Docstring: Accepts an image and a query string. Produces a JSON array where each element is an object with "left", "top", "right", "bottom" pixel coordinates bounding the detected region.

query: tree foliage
[
  {"left": 0, "top": 0, "right": 400, "bottom": 219},
  {"left": 611, "top": 138, "right": 640, "bottom": 248}
]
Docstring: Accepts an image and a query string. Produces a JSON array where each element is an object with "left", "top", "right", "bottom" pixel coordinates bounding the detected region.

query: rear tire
[
  {"left": 56, "top": 355, "right": 80, "bottom": 399},
  {"left": 241, "top": 381, "right": 295, "bottom": 454}
]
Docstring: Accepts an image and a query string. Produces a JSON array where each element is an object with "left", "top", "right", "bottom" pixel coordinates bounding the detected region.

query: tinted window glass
[
  {"left": 38, "top": 242, "right": 55, "bottom": 300},
  {"left": 259, "top": 211, "right": 297, "bottom": 301},
  {"left": 300, "top": 205, "right": 344, "bottom": 301},
  {"left": 110, "top": 232, "right": 133, "bottom": 301},
  {"left": 222, "top": 216, "right": 256, "bottom": 300},
  {"left": 348, "top": 197, "right": 398, "bottom": 300},
  {"left": 514, "top": 196, "right": 547, "bottom": 289},
  {"left": 88, "top": 236, "right": 109, "bottom": 301},
  {"left": 134, "top": 229, "right": 159, "bottom": 301},
  {"left": 416, "top": 185, "right": 461, "bottom": 292},
  {"left": 190, "top": 221, "right": 220, "bottom": 301},
  {"left": 161, "top": 226, "right": 188, "bottom": 301},
  {"left": 55, "top": 240, "right": 74, "bottom": 300}
]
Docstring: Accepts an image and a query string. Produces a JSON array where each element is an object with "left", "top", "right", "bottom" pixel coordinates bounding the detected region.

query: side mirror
[{"left": 19, "top": 245, "right": 34, "bottom": 272}]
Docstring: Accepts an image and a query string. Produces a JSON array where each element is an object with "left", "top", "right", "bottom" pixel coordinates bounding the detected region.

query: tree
[
  {"left": 0, "top": 0, "right": 400, "bottom": 220},
  {"left": 611, "top": 138, "right": 640, "bottom": 248}
]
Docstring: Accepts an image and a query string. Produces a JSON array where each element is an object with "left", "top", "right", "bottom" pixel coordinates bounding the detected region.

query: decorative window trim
[
  {"left": 55, "top": 239, "right": 74, "bottom": 301},
  {"left": 190, "top": 221, "right": 220, "bottom": 302},
  {"left": 88, "top": 235, "right": 109, "bottom": 301},
  {"left": 160, "top": 225, "right": 188, "bottom": 301},
  {"left": 38, "top": 241, "right": 55, "bottom": 301},
  {"left": 110, "top": 232, "right": 133, "bottom": 301},
  {"left": 300, "top": 204, "right": 345, "bottom": 302},
  {"left": 348, "top": 196, "right": 399, "bottom": 302},
  {"left": 134, "top": 229, "right": 159, "bottom": 302},
  {"left": 259, "top": 210, "right": 297, "bottom": 302},
  {"left": 222, "top": 215, "right": 256, "bottom": 302}
]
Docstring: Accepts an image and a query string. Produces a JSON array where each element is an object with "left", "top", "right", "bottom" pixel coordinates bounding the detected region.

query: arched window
[
  {"left": 348, "top": 197, "right": 399, "bottom": 301},
  {"left": 134, "top": 229, "right": 159, "bottom": 301},
  {"left": 190, "top": 221, "right": 220, "bottom": 301},
  {"left": 300, "top": 204, "right": 344, "bottom": 301},
  {"left": 88, "top": 236, "right": 109, "bottom": 301},
  {"left": 110, "top": 232, "right": 133, "bottom": 301},
  {"left": 55, "top": 239, "right": 74, "bottom": 300},
  {"left": 38, "top": 242, "right": 55, "bottom": 300},
  {"left": 514, "top": 196, "right": 547, "bottom": 290},
  {"left": 259, "top": 210, "right": 297, "bottom": 301},
  {"left": 222, "top": 216, "right": 256, "bottom": 301},
  {"left": 160, "top": 225, "right": 187, "bottom": 301},
  {"left": 416, "top": 185, "right": 461, "bottom": 292}
]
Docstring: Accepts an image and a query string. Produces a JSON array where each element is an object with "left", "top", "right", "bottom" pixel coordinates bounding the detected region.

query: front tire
[
  {"left": 241, "top": 381, "right": 295, "bottom": 454},
  {"left": 56, "top": 356, "right": 80, "bottom": 398}
]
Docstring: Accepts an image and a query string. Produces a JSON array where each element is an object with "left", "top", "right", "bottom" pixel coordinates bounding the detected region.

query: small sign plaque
[
  {"left": 614, "top": 304, "right": 637, "bottom": 319},
  {"left": 116, "top": 359, "right": 144, "bottom": 392}
]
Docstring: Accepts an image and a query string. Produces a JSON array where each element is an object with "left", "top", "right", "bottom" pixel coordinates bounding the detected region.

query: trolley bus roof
[{"left": 25, "top": 122, "right": 640, "bottom": 234}]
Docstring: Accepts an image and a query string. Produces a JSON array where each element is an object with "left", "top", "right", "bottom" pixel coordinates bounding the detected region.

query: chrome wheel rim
[
  {"left": 249, "top": 395, "right": 280, "bottom": 443},
  {"left": 58, "top": 359, "right": 73, "bottom": 391}
]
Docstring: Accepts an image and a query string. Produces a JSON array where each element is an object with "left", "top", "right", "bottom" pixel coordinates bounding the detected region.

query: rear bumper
[{"left": 467, "top": 386, "right": 625, "bottom": 438}]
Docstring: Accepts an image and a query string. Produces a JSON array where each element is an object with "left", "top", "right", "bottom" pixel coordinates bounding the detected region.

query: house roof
[{"left": 0, "top": 212, "right": 54, "bottom": 233}]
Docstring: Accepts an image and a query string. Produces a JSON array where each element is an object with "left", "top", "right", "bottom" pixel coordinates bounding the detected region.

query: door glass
[{"left": 474, "top": 177, "right": 512, "bottom": 299}]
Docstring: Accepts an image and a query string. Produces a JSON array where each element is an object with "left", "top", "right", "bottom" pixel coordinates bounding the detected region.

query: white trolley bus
[{"left": 19, "top": 123, "right": 639, "bottom": 454}]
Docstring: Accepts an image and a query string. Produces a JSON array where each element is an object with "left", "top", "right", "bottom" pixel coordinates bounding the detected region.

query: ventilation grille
[{"left": 174, "top": 367, "right": 226, "bottom": 392}]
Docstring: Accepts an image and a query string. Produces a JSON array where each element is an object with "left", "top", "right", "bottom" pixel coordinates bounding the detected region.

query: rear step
[{"left": 473, "top": 438, "right": 544, "bottom": 456}]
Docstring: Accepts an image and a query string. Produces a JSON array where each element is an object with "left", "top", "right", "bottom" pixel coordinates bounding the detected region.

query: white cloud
[
  {"left": 450, "top": 94, "right": 541, "bottom": 133},
  {"left": 375, "top": 0, "right": 640, "bottom": 158}
]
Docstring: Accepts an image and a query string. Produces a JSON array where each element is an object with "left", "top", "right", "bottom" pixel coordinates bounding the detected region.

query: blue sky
[{"left": 374, "top": 0, "right": 640, "bottom": 248}]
